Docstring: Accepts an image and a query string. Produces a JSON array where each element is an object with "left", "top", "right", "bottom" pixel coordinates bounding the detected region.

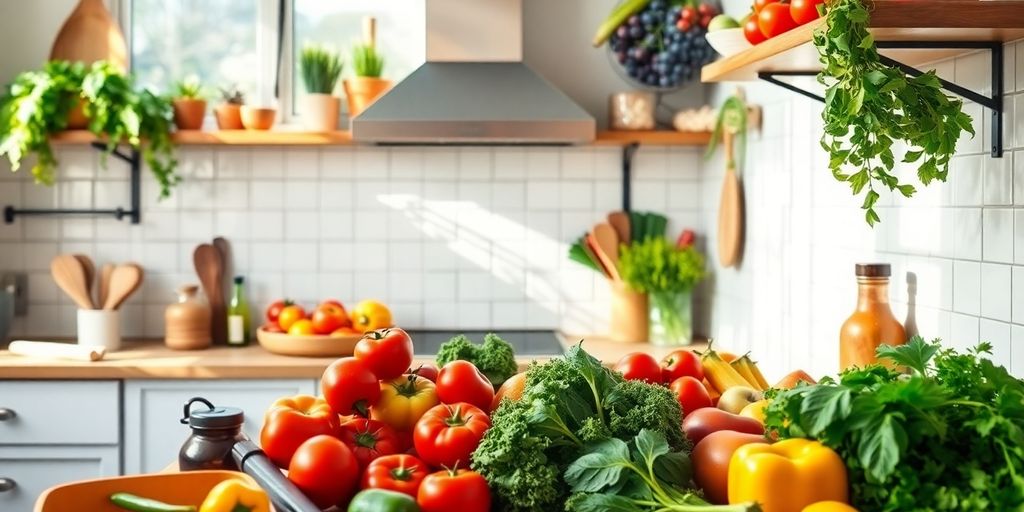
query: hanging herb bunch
[{"left": 816, "top": 0, "right": 974, "bottom": 225}]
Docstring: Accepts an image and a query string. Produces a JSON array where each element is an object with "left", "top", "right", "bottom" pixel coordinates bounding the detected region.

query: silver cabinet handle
[
  {"left": 0, "top": 478, "right": 15, "bottom": 492},
  {"left": 0, "top": 408, "right": 14, "bottom": 421}
]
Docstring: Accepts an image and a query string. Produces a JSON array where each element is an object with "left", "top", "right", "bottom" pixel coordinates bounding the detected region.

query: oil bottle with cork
[{"left": 839, "top": 263, "right": 907, "bottom": 370}]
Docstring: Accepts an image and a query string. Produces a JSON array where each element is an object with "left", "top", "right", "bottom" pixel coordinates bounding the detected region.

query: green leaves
[
  {"left": 815, "top": 0, "right": 972, "bottom": 225},
  {"left": 876, "top": 336, "right": 939, "bottom": 375},
  {"left": 618, "top": 237, "right": 706, "bottom": 294},
  {"left": 299, "top": 44, "right": 344, "bottom": 94},
  {"left": 565, "top": 438, "right": 631, "bottom": 493}
]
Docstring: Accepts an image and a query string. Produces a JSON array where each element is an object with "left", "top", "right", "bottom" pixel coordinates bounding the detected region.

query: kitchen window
[{"left": 121, "top": 0, "right": 425, "bottom": 121}]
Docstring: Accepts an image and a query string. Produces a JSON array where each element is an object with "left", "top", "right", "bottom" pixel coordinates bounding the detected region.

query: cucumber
[{"left": 110, "top": 493, "right": 197, "bottom": 512}]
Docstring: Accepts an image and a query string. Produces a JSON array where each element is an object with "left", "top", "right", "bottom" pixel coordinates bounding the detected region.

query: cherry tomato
[
  {"left": 758, "top": 2, "right": 798, "bottom": 38},
  {"left": 409, "top": 363, "right": 439, "bottom": 382},
  {"left": 413, "top": 403, "right": 490, "bottom": 468},
  {"left": 753, "top": 0, "right": 781, "bottom": 13},
  {"left": 311, "top": 303, "right": 348, "bottom": 335},
  {"left": 355, "top": 327, "right": 415, "bottom": 380},
  {"left": 677, "top": 19, "right": 692, "bottom": 32},
  {"left": 697, "top": 3, "right": 716, "bottom": 16},
  {"left": 613, "top": 352, "right": 662, "bottom": 384},
  {"left": 322, "top": 357, "right": 381, "bottom": 415},
  {"left": 790, "top": 0, "right": 825, "bottom": 25},
  {"left": 436, "top": 360, "right": 494, "bottom": 412},
  {"left": 681, "top": 7, "right": 696, "bottom": 22},
  {"left": 361, "top": 454, "right": 429, "bottom": 497},
  {"left": 260, "top": 394, "right": 340, "bottom": 468},
  {"left": 676, "top": 229, "right": 696, "bottom": 249},
  {"left": 743, "top": 14, "right": 768, "bottom": 44},
  {"left": 417, "top": 468, "right": 491, "bottom": 512},
  {"left": 265, "top": 299, "right": 290, "bottom": 323},
  {"left": 287, "top": 318, "right": 315, "bottom": 336},
  {"left": 277, "top": 304, "right": 306, "bottom": 331},
  {"left": 670, "top": 376, "right": 714, "bottom": 417},
  {"left": 662, "top": 349, "right": 704, "bottom": 383},
  {"left": 338, "top": 416, "right": 401, "bottom": 468},
  {"left": 287, "top": 435, "right": 360, "bottom": 509}
]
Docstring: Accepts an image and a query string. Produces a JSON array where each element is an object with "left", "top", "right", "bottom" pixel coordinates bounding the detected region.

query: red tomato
[
  {"left": 413, "top": 403, "right": 491, "bottom": 468},
  {"left": 260, "top": 394, "right": 340, "bottom": 468},
  {"left": 265, "top": 299, "right": 290, "bottom": 323},
  {"left": 354, "top": 327, "right": 415, "bottom": 380},
  {"left": 753, "top": 0, "right": 780, "bottom": 13},
  {"left": 613, "top": 352, "right": 662, "bottom": 384},
  {"left": 410, "top": 363, "right": 439, "bottom": 382},
  {"left": 338, "top": 416, "right": 401, "bottom": 468},
  {"left": 261, "top": 322, "right": 284, "bottom": 333},
  {"left": 361, "top": 454, "right": 429, "bottom": 497},
  {"left": 676, "top": 229, "right": 696, "bottom": 249},
  {"left": 662, "top": 349, "right": 704, "bottom": 383},
  {"left": 277, "top": 304, "right": 306, "bottom": 331},
  {"left": 681, "top": 407, "right": 764, "bottom": 445},
  {"left": 311, "top": 303, "right": 348, "bottom": 335},
  {"left": 758, "top": 3, "right": 798, "bottom": 38},
  {"left": 669, "top": 376, "right": 714, "bottom": 417},
  {"left": 743, "top": 14, "right": 767, "bottom": 44},
  {"left": 435, "top": 361, "right": 494, "bottom": 412},
  {"left": 417, "top": 468, "right": 491, "bottom": 512},
  {"left": 790, "top": 0, "right": 825, "bottom": 24},
  {"left": 287, "top": 435, "right": 360, "bottom": 508},
  {"left": 321, "top": 357, "right": 381, "bottom": 415}
]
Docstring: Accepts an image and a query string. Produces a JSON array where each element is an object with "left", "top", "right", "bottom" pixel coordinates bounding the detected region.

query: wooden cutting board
[
  {"left": 718, "top": 130, "right": 744, "bottom": 268},
  {"left": 50, "top": 0, "right": 128, "bottom": 72}
]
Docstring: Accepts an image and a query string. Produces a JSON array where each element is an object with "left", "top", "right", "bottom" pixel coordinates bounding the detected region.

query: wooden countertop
[{"left": 0, "top": 336, "right": 707, "bottom": 380}]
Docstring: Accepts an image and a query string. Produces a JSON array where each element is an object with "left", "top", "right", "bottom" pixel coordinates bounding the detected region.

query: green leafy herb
[
  {"left": 765, "top": 337, "right": 1024, "bottom": 511},
  {"left": 815, "top": 0, "right": 974, "bottom": 225},
  {"left": 436, "top": 333, "right": 519, "bottom": 386},
  {"left": 219, "top": 84, "right": 245, "bottom": 105},
  {"left": 352, "top": 44, "right": 386, "bottom": 78},
  {"left": 172, "top": 75, "right": 205, "bottom": 99},
  {"left": 619, "top": 237, "right": 705, "bottom": 294},
  {"left": 299, "top": 44, "right": 344, "bottom": 94}
]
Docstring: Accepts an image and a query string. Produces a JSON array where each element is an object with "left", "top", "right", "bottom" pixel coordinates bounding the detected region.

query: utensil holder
[
  {"left": 77, "top": 309, "right": 121, "bottom": 351},
  {"left": 609, "top": 282, "right": 649, "bottom": 343}
]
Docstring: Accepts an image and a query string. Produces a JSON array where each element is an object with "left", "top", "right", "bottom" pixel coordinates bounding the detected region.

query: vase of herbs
[
  {"left": 299, "top": 44, "right": 343, "bottom": 132},
  {"left": 171, "top": 75, "right": 207, "bottom": 130},
  {"left": 619, "top": 234, "right": 705, "bottom": 345},
  {"left": 343, "top": 17, "right": 390, "bottom": 119},
  {"left": 214, "top": 85, "right": 244, "bottom": 130}
]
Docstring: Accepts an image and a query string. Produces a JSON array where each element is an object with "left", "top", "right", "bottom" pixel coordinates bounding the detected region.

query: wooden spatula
[
  {"left": 194, "top": 244, "right": 226, "bottom": 344},
  {"left": 592, "top": 222, "right": 622, "bottom": 272},
  {"left": 718, "top": 130, "right": 744, "bottom": 268},
  {"left": 213, "top": 236, "right": 232, "bottom": 300},
  {"left": 607, "top": 211, "right": 631, "bottom": 247},
  {"left": 103, "top": 263, "right": 144, "bottom": 310},
  {"left": 587, "top": 228, "right": 621, "bottom": 282},
  {"left": 98, "top": 263, "right": 114, "bottom": 307},
  {"left": 73, "top": 254, "right": 95, "bottom": 308},
  {"left": 51, "top": 254, "right": 95, "bottom": 310}
]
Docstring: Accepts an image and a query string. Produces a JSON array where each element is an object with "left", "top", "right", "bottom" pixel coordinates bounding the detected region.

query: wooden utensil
[
  {"left": 718, "top": 129, "right": 744, "bottom": 267},
  {"left": 213, "top": 237, "right": 233, "bottom": 299},
  {"left": 51, "top": 255, "right": 95, "bottom": 310},
  {"left": 8, "top": 340, "right": 106, "bottom": 362},
  {"left": 103, "top": 263, "right": 144, "bottom": 310},
  {"left": 73, "top": 254, "right": 95, "bottom": 308},
  {"left": 194, "top": 244, "right": 226, "bottom": 344},
  {"left": 607, "top": 211, "right": 631, "bottom": 246},
  {"left": 98, "top": 263, "right": 114, "bottom": 307},
  {"left": 587, "top": 231, "right": 621, "bottom": 282},
  {"left": 50, "top": 0, "right": 128, "bottom": 72},
  {"left": 592, "top": 222, "right": 622, "bottom": 273}
]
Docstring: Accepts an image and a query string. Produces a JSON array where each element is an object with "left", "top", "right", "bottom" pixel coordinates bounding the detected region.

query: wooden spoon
[
  {"left": 718, "top": 130, "right": 744, "bottom": 268},
  {"left": 98, "top": 263, "right": 114, "bottom": 307},
  {"left": 587, "top": 229, "right": 621, "bottom": 282},
  {"left": 592, "top": 222, "right": 622, "bottom": 273},
  {"left": 103, "top": 263, "right": 144, "bottom": 310},
  {"left": 51, "top": 255, "right": 95, "bottom": 310},
  {"left": 194, "top": 244, "right": 226, "bottom": 344},
  {"left": 607, "top": 211, "right": 631, "bottom": 246},
  {"left": 73, "top": 254, "right": 95, "bottom": 308},
  {"left": 213, "top": 237, "right": 233, "bottom": 300}
]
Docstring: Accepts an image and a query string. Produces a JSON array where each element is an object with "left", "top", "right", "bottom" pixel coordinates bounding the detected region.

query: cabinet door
[
  {"left": 0, "top": 445, "right": 119, "bottom": 512},
  {"left": 0, "top": 381, "right": 119, "bottom": 445},
  {"left": 124, "top": 379, "right": 316, "bottom": 474}
]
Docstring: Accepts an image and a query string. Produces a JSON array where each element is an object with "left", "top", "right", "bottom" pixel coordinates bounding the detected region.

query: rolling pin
[{"left": 7, "top": 340, "right": 107, "bottom": 361}]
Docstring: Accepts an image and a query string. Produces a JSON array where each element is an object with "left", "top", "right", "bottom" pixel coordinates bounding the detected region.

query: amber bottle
[{"left": 839, "top": 263, "right": 906, "bottom": 370}]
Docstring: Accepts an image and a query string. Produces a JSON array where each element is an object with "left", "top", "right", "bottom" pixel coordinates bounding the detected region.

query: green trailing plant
[
  {"left": 0, "top": 60, "right": 179, "bottom": 197},
  {"left": 299, "top": 44, "right": 344, "bottom": 94},
  {"left": 219, "top": 85, "right": 245, "bottom": 105},
  {"left": 816, "top": 0, "right": 974, "bottom": 225},
  {"left": 351, "top": 44, "right": 385, "bottom": 78},
  {"left": 172, "top": 75, "right": 204, "bottom": 99}
]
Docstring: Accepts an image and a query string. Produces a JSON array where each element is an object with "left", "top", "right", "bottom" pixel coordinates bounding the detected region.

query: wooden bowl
[
  {"left": 256, "top": 326, "right": 362, "bottom": 357},
  {"left": 240, "top": 106, "right": 276, "bottom": 130},
  {"left": 36, "top": 470, "right": 256, "bottom": 512}
]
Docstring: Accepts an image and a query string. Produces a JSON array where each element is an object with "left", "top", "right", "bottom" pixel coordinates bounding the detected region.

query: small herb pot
[
  {"left": 214, "top": 104, "right": 244, "bottom": 130},
  {"left": 173, "top": 98, "right": 207, "bottom": 130},
  {"left": 343, "top": 77, "right": 391, "bottom": 118},
  {"left": 300, "top": 93, "right": 340, "bottom": 132},
  {"left": 240, "top": 106, "right": 276, "bottom": 130}
]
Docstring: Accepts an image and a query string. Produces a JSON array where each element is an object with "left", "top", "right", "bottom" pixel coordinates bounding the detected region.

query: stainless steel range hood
[{"left": 351, "top": 0, "right": 596, "bottom": 145}]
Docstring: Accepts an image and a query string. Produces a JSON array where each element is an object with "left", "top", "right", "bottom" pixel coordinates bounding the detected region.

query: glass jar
[
  {"left": 839, "top": 263, "right": 907, "bottom": 370},
  {"left": 649, "top": 289, "right": 693, "bottom": 346},
  {"left": 165, "top": 285, "right": 211, "bottom": 350}
]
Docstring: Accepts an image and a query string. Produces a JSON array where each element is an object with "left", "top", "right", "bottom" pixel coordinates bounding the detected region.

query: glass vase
[{"left": 649, "top": 289, "right": 692, "bottom": 346}]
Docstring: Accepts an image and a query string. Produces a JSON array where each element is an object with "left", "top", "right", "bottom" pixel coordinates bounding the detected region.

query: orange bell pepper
[
  {"left": 802, "top": 502, "right": 859, "bottom": 512},
  {"left": 728, "top": 438, "right": 848, "bottom": 512}
]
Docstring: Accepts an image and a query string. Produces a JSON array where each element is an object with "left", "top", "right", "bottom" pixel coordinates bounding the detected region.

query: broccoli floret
[{"left": 436, "top": 333, "right": 519, "bottom": 386}]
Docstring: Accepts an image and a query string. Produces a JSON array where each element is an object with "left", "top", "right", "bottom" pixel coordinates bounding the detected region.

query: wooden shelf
[
  {"left": 594, "top": 130, "right": 711, "bottom": 146},
  {"left": 702, "top": 0, "right": 1024, "bottom": 83}
]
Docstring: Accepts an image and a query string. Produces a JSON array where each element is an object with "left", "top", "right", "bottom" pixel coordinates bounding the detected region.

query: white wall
[{"left": 0, "top": 0, "right": 87, "bottom": 85}]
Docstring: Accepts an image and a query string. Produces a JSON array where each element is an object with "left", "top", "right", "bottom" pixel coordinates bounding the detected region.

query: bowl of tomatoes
[{"left": 257, "top": 298, "right": 394, "bottom": 357}]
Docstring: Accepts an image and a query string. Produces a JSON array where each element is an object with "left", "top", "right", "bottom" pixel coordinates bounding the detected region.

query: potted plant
[
  {"left": 298, "top": 44, "right": 343, "bottom": 132},
  {"left": 171, "top": 75, "right": 206, "bottom": 130},
  {"left": 343, "top": 17, "right": 390, "bottom": 118},
  {"left": 214, "top": 85, "right": 244, "bottom": 130}
]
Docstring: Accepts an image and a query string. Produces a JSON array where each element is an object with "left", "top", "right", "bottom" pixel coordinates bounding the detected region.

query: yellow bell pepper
[
  {"left": 802, "top": 502, "right": 858, "bottom": 512},
  {"left": 728, "top": 438, "right": 848, "bottom": 512},
  {"left": 199, "top": 479, "right": 270, "bottom": 512}
]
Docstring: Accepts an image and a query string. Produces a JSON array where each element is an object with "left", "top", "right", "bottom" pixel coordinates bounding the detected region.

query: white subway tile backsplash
[
  {"left": 321, "top": 149, "right": 354, "bottom": 179},
  {"left": 285, "top": 181, "right": 318, "bottom": 210},
  {"left": 390, "top": 149, "right": 423, "bottom": 179},
  {"left": 249, "top": 211, "right": 284, "bottom": 241},
  {"left": 216, "top": 149, "right": 251, "bottom": 178},
  {"left": 284, "top": 242, "right": 318, "bottom": 271},
  {"left": 251, "top": 243, "right": 285, "bottom": 271},
  {"left": 285, "top": 212, "right": 319, "bottom": 241},
  {"left": 353, "top": 271, "right": 390, "bottom": 300},
  {"left": 493, "top": 149, "right": 526, "bottom": 180},
  {"left": 286, "top": 149, "right": 319, "bottom": 178},
  {"left": 1013, "top": 324, "right": 1024, "bottom": 377},
  {"left": 560, "top": 148, "right": 594, "bottom": 179},
  {"left": 214, "top": 181, "right": 249, "bottom": 209},
  {"left": 354, "top": 149, "right": 389, "bottom": 178},
  {"left": 981, "top": 319, "right": 1012, "bottom": 362},
  {"left": 559, "top": 182, "right": 593, "bottom": 210},
  {"left": 59, "top": 181, "right": 92, "bottom": 209},
  {"left": 421, "top": 149, "right": 458, "bottom": 179},
  {"left": 981, "top": 263, "right": 1012, "bottom": 321},
  {"left": 320, "top": 242, "right": 353, "bottom": 271},
  {"left": 251, "top": 149, "right": 285, "bottom": 178},
  {"left": 950, "top": 313, "right": 981, "bottom": 351},
  {"left": 984, "top": 152, "right": 1013, "bottom": 205},
  {"left": 180, "top": 150, "right": 215, "bottom": 179},
  {"left": 179, "top": 211, "right": 215, "bottom": 241},
  {"left": 526, "top": 182, "right": 560, "bottom": 210},
  {"left": 250, "top": 181, "right": 284, "bottom": 209},
  {"left": 984, "top": 208, "right": 1014, "bottom": 262}
]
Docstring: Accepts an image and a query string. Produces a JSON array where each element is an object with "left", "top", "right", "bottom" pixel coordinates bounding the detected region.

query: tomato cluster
[
  {"left": 743, "top": 0, "right": 825, "bottom": 45},
  {"left": 258, "top": 327, "right": 496, "bottom": 511},
  {"left": 263, "top": 298, "right": 393, "bottom": 336}
]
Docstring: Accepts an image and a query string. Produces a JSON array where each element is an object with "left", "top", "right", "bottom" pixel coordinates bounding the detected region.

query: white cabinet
[
  {"left": 123, "top": 379, "right": 317, "bottom": 474},
  {"left": 0, "top": 445, "right": 119, "bottom": 512},
  {"left": 0, "top": 381, "right": 119, "bottom": 445}
]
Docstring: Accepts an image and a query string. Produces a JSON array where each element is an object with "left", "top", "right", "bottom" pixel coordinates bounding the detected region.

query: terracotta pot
[
  {"left": 343, "top": 77, "right": 392, "bottom": 118},
  {"left": 172, "top": 98, "right": 207, "bottom": 130},
  {"left": 240, "top": 106, "right": 276, "bottom": 130},
  {"left": 609, "top": 282, "right": 649, "bottom": 343},
  {"left": 301, "top": 93, "right": 340, "bottom": 132},
  {"left": 214, "top": 104, "right": 243, "bottom": 130},
  {"left": 67, "top": 100, "right": 88, "bottom": 129}
]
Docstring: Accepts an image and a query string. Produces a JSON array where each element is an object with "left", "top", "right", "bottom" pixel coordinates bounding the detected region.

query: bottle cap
[
  {"left": 855, "top": 263, "right": 891, "bottom": 277},
  {"left": 234, "top": 275, "right": 244, "bottom": 284}
]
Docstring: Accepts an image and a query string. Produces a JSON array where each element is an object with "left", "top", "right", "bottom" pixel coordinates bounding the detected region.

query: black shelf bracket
[
  {"left": 621, "top": 142, "right": 640, "bottom": 212},
  {"left": 757, "top": 40, "right": 1005, "bottom": 157},
  {"left": 3, "top": 141, "right": 142, "bottom": 224}
]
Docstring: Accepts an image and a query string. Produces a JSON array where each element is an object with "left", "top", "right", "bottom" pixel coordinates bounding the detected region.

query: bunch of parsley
[{"left": 765, "top": 337, "right": 1024, "bottom": 510}]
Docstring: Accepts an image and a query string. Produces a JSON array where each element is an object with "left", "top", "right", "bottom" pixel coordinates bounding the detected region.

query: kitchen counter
[{"left": 0, "top": 335, "right": 707, "bottom": 380}]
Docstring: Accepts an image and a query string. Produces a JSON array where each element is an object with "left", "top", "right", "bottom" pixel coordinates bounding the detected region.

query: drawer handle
[
  {"left": 0, "top": 408, "right": 15, "bottom": 421},
  {"left": 0, "top": 477, "right": 15, "bottom": 492}
]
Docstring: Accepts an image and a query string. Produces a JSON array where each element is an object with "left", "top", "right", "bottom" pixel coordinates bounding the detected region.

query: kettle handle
[{"left": 180, "top": 397, "right": 216, "bottom": 424}]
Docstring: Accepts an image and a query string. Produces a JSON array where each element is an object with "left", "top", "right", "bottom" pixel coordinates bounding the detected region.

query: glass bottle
[
  {"left": 227, "top": 276, "right": 250, "bottom": 346},
  {"left": 839, "top": 263, "right": 906, "bottom": 370}
]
